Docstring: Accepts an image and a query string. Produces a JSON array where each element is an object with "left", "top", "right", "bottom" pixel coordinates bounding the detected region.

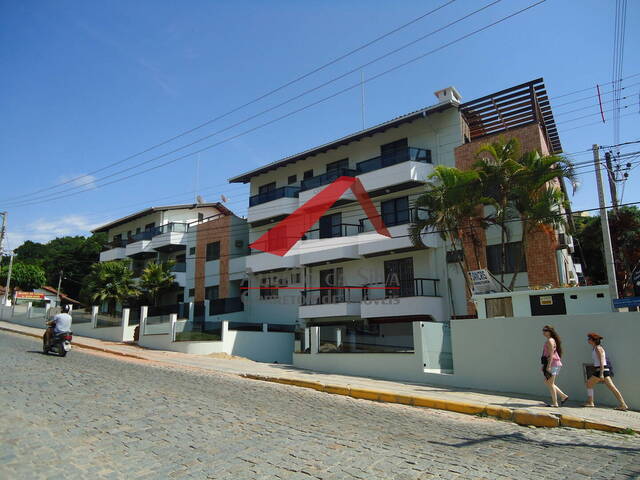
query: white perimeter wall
[{"left": 295, "top": 312, "right": 640, "bottom": 409}]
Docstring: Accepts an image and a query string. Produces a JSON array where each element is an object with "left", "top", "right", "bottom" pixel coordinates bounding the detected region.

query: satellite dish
[
  {"left": 196, "top": 195, "right": 204, "bottom": 204},
  {"left": 220, "top": 194, "right": 229, "bottom": 203}
]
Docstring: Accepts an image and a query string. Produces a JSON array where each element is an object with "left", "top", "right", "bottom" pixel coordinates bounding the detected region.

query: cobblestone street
[{"left": 1, "top": 331, "right": 639, "bottom": 480}]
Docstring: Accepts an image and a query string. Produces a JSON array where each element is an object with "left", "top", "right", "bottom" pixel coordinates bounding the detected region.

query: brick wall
[
  {"left": 194, "top": 215, "right": 231, "bottom": 302},
  {"left": 454, "top": 123, "right": 561, "bottom": 313}
]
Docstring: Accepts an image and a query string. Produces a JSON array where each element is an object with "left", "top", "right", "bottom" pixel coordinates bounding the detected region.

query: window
[
  {"left": 113, "top": 233, "right": 122, "bottom": 243},
  {"left": 205, "top": 286, "right": 219, "bottom": 302},
  {"left": 319, "top": 212, "right": 342, "bottom": 238},
  {"left": 144, "top": 222, "right": 155, "bottom": 231},
  {"left": 260, "top": 277, "right": 279, "bottom": 299},
  {"left": 446, "top": 250, "right": 464, "bottom": 263},
  {"left": 176, "top": 254, "right": 186, "bottom": 263},
  {"left": 384, "top": 258, "right": 414, "bottom": 298},
  {"left": 288, "top": 174, "right": 297, "bottom": 184},
  {"left": 485, "top": 297, "right": 513, "bottom": 318},
  {"left": 326, "top": 158, "right": 348, "bottom": 172},
  {"left": 135, "top": 227, "right": 141, "bottom": 234},
  {"left": 486, "top": 242, "right": 526, "bottom": 275},
  {"left": 258, "top": 182, "right": 276, "bottom": 195},
  {"left": 126, "top": 230, "right": 132, "bottom": 239},
  {"left": 189, "top": 247, "right": 196, "bottom": 255},
  {"left": 198, "top": 213, "right": 204, "bottom": 222},
  {"left": 380, "top": 138, "right": 409, "bottom": 162},
  {"left": 206, "top": 241, "right": 220, "bottom": 261},
  {"left": 303, "top": 169, "right": 313, "bottom": 180},
  {"left": 381, "top": 197, "right": 409, "bottom": 227},
  {"left": 188, "top": 288, "right": 195, "bottom": 298}
]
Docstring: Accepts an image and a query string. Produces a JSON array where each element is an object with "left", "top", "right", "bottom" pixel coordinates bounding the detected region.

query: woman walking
[
  {"left": 583, "top": 332, "right": 628, "bottom": 411},
  {"left": 541, "top": 325, "right": 569, "bottom": 407}
]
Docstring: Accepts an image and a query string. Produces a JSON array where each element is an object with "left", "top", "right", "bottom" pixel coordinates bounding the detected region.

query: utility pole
[
  {"left": 3, "top": 253, "right": 13, "bottom": 306},
  {"left": 56, "top": 270, "right": 64, "bottom": 306},
  {"left": 0, "top": 211, "right": 6, "bottom": 254},
  {"left": 593, "top": 145, "right": 618, "bottom": 303},
  {"left": 604, "top": 151, "right": 619, "bottom": 212}
]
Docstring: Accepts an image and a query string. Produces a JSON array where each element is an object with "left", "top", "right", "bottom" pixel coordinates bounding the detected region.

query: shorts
[
  {"left": 549, "top": 365, "right": 561, "bottom": 376},
  {"left": 590, "top": 368, "right": 611, "bottom": 379}
]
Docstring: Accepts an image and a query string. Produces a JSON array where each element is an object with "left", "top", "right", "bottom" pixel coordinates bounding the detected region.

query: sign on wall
[
  {"left": 15, "top": 292, "right": 46, "bottom": 301},
  {"left": 468, "top": 269, "right": 500, "bottom": 295}
]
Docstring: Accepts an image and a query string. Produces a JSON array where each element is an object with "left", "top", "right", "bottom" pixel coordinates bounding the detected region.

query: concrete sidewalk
[{"left": 3, "top": 320, "right": 639, "bottom": 434}]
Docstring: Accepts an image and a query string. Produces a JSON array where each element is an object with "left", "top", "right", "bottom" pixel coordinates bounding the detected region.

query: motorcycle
[{"left": 43, "top": 331, "right": 73, "bottom": 357}]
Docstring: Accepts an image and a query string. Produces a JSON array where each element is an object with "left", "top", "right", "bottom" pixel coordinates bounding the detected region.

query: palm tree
[
  {"left": 474, "top": 138, "right": 524, "bottom": 286},
  {"left": 139, "top": 260, "right": 176, "bottom": 307},
  {"left": 84, "top": 260, "right": 139, "bottom": 314},
  {"left": 508, "top": 150, "right": 576, "bottom": 290},
  {"left": 409, "top": 165, "right": 486, "bottom": 295}
]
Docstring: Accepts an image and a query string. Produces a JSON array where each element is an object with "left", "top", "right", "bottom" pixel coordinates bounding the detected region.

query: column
[{"left": 91, "top": 306, "right": 99, "bottom": 329}]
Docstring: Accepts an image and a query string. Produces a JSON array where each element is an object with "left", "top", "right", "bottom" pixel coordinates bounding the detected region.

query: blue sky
[{"left": 1, "top": 0, "right": 638, "bottom": 249}]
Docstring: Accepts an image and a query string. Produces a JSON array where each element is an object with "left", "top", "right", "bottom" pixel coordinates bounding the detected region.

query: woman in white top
[{"left": 583, "top": 332, "right": 628, "bottom": 411}]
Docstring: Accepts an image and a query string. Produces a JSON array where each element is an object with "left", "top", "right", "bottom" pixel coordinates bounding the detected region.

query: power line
[
  {"left": 1, "top": 1, "right": 547, "bottom": 209},
  {"left": 1, "top": 0, "right": 458, "bottom": 204}
]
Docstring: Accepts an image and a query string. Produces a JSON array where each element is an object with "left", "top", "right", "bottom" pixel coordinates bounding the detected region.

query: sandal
[
  {"left": 544, "top": 404, "right": 559, "bottom": 407},
  {"left": 614, "top": 406, "right": 629, "bottom": 411},
  {"left": 582, "top": 403, "right": 595, "bottom": 408},
  {"left": 560, "top": 397, "right": 569, "bottom": 406}
]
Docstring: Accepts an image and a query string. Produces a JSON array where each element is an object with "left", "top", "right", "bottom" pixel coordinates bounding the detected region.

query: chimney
[{"left": 434, "top": 86, "right": 462, "bottom": 104}]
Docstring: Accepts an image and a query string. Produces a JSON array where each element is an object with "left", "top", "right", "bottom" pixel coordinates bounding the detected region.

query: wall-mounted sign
[
  {"left": 539, "top": 296, "right": 553, "bottom": 306},
  {"left": 15, "top": 292, "right": 46, "bottom": 300},
  {"left": 612, "top": 296, "right": 640, "bottom": 309},
  {"left": 469, "top": 269, "right": 499, "bottom": 295}
]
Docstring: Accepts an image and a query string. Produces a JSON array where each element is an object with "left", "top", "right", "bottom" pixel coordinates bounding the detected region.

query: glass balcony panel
[
  {"left": 249, "top": 186, "right": 300, "bottom": 206},
  {"left": 356, "top": 147, "right": 431, "bottom": 174}
]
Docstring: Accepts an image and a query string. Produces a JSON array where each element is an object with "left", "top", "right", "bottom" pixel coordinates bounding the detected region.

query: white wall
[
  {"left": 225, "top": 330, "right": 293, "bottom": 363},
  {"left": 294, "top": 312, "right": 640, "bottom": 409}
]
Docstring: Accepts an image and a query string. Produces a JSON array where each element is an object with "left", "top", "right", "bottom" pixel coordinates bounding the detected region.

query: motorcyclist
[{"left": 43, "top": 304, "right": 73, "bottom": 347}]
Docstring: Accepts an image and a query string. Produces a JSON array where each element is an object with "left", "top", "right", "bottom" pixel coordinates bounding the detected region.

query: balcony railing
[
  {"left": 301, "top": 287, "right": 363, "bottom": 305},
  {"left": 249, "top": 186, "right": 300, "bottom": 207},
  {"left": 130, "top": 229, "right": 155, "bottom": 242},
  {"left": 300, "top": 167, "right": 358, "bottom": 192},
  {"left": 104, "top": 238, "right": 128, "bottom": 250},
  {"left": 363, "top": 278, "right": 440, "bottom": 300},
  {"left": 154, "top": 222, "right": 188, "bottom": 235},
  {"left": 356, "top": 147, "right": 432, "bottom": 174},
  {"left": 359, "top": 207, "right": 429, "bottom": 231},
  {"left": 209, "top": 297, "right": 244, "bottom": 316},
  {"left": 302, "top": 223, "right": 362, "bottom": 240}
]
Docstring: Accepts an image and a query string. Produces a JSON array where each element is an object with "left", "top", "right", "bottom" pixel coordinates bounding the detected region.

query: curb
[
  {"left": 0, "top": 325, "right": 149, "bottom": 362},
  {"left": 3, "top": 325, "right": 635, "bottom": 434},
  {"left": 241, "top": 374, "right": 637, "bottom": 434}
]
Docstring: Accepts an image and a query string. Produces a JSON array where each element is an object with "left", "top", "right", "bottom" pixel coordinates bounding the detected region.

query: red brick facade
[
  {"left": 454, "top": 123, "right": 561, "bottom": 312},
  {"left": 194, "top": 215, "right": 231, "bottom": 302}
]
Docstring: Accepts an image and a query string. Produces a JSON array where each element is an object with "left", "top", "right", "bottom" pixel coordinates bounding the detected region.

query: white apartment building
[
  {"left": 94, "top": 203, "right": 227, "bottom": 306},
  {"left": 229, "top": 88, "right": 467, "bottom": 359}
]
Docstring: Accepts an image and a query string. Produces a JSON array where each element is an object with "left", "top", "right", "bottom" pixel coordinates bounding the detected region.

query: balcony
[
  {"left": 246, "top": 251, "right": 300, "bottom": 273},
  {"left": 299, "top": 287, "right": 362, "bottom": 319},
  {"left": 295, "top": 223, "right": 361, "bottom": 265},
  {"left": 357, "top": 208, "right": 439, "bottom": 255},
  {"left": 298, "top": 167, "right": 358, "bottom": 205},
  {"left": 357, "top": 147, "right": 433, "bottom": 192},
  {"left": 149, "top": 223, "right": 188, "bottom": 252},
  {"left": 99, "top": 238, "right": 128, "bottom": 262},
  {"left": 361, "top": 278, "right": 445, "bottom": 321},
  {"left": 248, "top": 186, "right": 300, "bottom": 223}
]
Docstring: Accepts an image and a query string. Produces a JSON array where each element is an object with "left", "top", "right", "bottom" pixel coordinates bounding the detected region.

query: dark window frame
[
  {"left": 206, "top": 241, "right": 221, "bottom": 261},
  {"left": 380, "top": 197, "right": 410, "bottom": 227},
  {"left": 287, "top": 174, "right": 297, "bottom": 185},
  {"left": 258, "top": 182, "right": 277, "bottom": 195},
  {"left": 486, "top": 242, "right": 526, "bottom": 275}
]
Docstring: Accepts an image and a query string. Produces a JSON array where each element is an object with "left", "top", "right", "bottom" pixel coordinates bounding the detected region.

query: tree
[
  {"left": 0, "top": 262, "right": 46, "bottom": 291},
  {"left": 139, "top": 261, "right": 176, "bottom": 307},
  {"left": 81, "top": 260, "right": 139, "bottom": 314},
  {"left": 574, "top": 206, "right": 640, "bottom": 295},
  {"left": 409, "top": 165, "right": 487, "bottom": 295},
  {"left": 507, "top": 150, "right": 576, "bottom": 290},
  {"left": 475, "top": 138, "right": 576, "bottom": 290},
  {"left": 14, "top": 233, "right": 107, "bottom": 299}
]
